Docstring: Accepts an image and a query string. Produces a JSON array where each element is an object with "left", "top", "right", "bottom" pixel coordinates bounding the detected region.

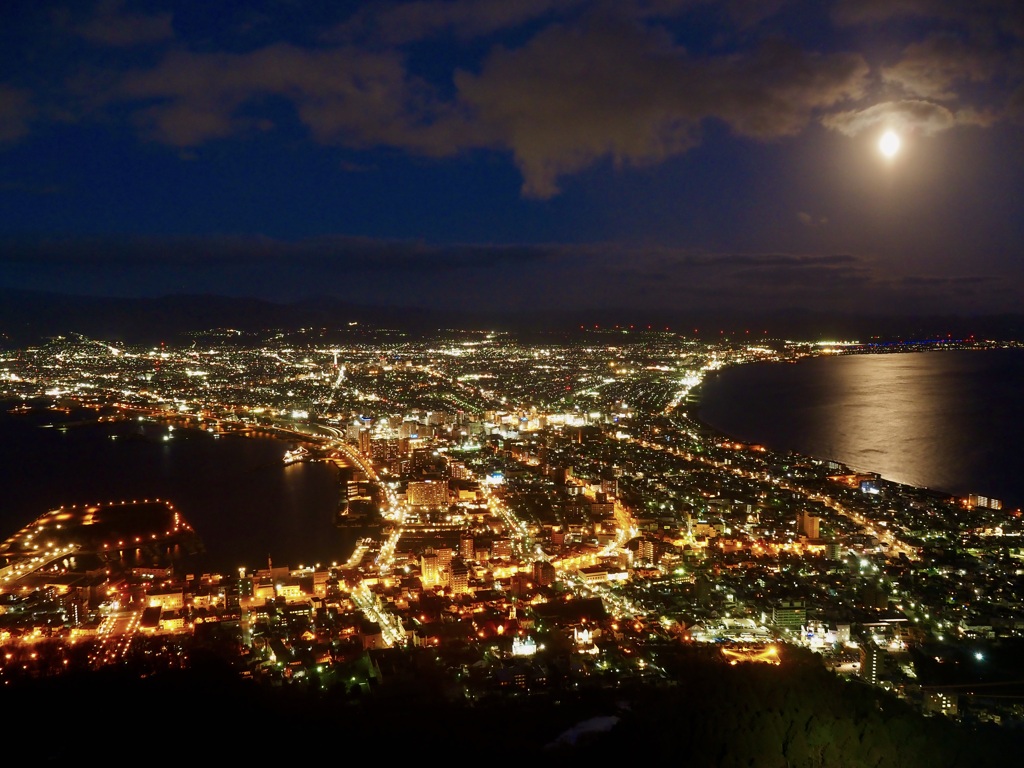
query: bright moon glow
[{"left": 879, "top": 130, "right": 901, "bottom": 158}]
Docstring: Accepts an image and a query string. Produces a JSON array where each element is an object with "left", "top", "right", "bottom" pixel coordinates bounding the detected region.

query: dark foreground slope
[{"left": 5, "top": 645, "right": 1022, "bottom": 765}]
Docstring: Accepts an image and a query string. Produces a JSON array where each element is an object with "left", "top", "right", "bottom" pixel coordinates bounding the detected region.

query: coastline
[
  {"left": 688, "top": 348, "right": 1023, "bottom": 511},
  {"left": 0, "top": 401, "right": 358, "bottom": 573}
]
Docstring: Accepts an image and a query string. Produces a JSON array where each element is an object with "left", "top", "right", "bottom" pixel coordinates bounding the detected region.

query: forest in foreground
[{"left": 5, "top": 643, "right": 1023, "bottom": 765}]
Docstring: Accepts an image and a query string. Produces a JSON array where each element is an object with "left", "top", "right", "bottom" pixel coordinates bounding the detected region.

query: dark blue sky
[{"left": 2, "top": 1, "right": 1022, "bottom": 316}]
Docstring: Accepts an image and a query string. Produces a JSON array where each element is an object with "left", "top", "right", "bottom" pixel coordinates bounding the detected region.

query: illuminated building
[
  {"left": 968, "top": 494, "right": 1002, "bottom": 510},
  {"left": 147, "top": 589, "right": 184, "bottom": 610},
  {"left": 509, "top": 572, "right": 534, "bottom": 597},
  {"left": 407, "top": 480, "right": 449, "bottom": 508},
  {"left": 798, "top": 510, "right": 820, "bottom": 539},
  {"left": 460, "top": 534, "right": 475, "bottom": 560},
  {"left": 160, "top": 609, "right": 186, "bottom": 632},
  {"left": 449, "top": 558, "right": 469, "bottom": 594},
  {"left": 636, "top": 537, "right": 661, "bottom": 564},
  {"left": 491, "top": 539, "right": 512, "bottom": 559},
  {"left": 371, "top": 437, "right": 408, "bottom": 461},
  {"left": 860, "top": 641, "right": 883, "bottom": 685},
  {"left": 420, "top": 550, "right": 439, "bottom": 586},
  {"left": 435, "top": 547, "right": 454, "bottom": 572},
  {"left": 771, "top": 599, "right": 806, "bottom": 632},
  {"left": 578, "top": 565, "right": 611, "bottom": 584},
  {"left": 512, "top": 636, "right": 537, "bottom": 656},
  {"left": 532, "top": 560, "right": 555, "bottom": 586},
  {"left": 923, "top": 690, "right": 958, "bottom": 716}
]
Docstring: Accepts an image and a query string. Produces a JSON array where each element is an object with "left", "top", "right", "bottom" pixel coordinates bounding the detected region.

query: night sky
[{"left": 2, "top": 1, "right": 1022, "bottom": 317}]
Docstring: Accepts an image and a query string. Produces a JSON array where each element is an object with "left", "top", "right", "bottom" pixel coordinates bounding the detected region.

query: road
[{"left": 88, "top": 608, "right": 143, "bottom": 669}]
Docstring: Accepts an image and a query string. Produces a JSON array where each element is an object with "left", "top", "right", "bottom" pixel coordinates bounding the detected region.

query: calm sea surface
[
  {"left": 697, "top": 348, "right": 1024, "bottom": 510},
  {"left": 0, "top": 405, "right": 361, "bottom": 574}
]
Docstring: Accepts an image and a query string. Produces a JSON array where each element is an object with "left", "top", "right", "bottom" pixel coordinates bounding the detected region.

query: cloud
[
  {"left": 337, "top": 0, "right": 791, "bottom": 45},
  {"left": 106, "top": 14, "right": 868, "bottom": 197},
  {"left": 897, "top": 274, "right": 995, "bottom": 287},
  {"left": 455, "top": 19, "right": 868, "bottom": 196},
  {"left": 0, "top": 85, "right": 34, "bottom": 143},
  {"left": 56, "top": 2, "right": 1017, "bottom": 198},
  {"left": 76, "top": 0, "right": 174, "bottom": 47},
  {"left": 832, "top": 0, "right": 958, "bottom": 25},
  {"left": 1009, "top": 83, "right": 1024, "bottom": 123},
  {"left": 644, "top": 251, "right": 856, "bottom": 269},
  {"left": 797, "top": 211, "right": 827, "bottom": 227},
  {"left": 557, "top": 247, "right": 889, "bottom": 312},
  {"left": 116, "top": 44, "right": 467, "bottom": 153},
  {"left": 1, "top": 235, "right": 1018, "bottom": 315},
  {"left": 719, "top": 0, "right": 793, "bottom": 27},
  {"left": 338, "top": 0, "right": 585, "bottom": 45},
  {"left": 820, "top": 98, "right": 991, "bottom": 136},
  {"left": 0, "top": 234, "right": 553, "bottom": 273},
  {"left": 833, "top": 0, "right": 1024, "bottom": 41},
  {"left": 882, "top": 35, "right": 1000, "bottom": 100}
]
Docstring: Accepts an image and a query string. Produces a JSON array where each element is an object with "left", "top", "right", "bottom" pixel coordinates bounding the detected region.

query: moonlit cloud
[
  {"left": 882, "top": 36, "right": 999, "bottom": 101},
  {"left": 457, "top": 21, "right": 868, "bottom": 196},
  {"left": 832, "top": 0, "right": 949, "bottom": 25},
  {"left": 797, "top": 211, "right": 827, "bottom": 227},
  {"left": 821, "top": 99, "right": 991, "bottom": 137},
  {"left": 0, "top": 0, "right": 1022, "bottom": 319},
  {"left": 104, "top": 12, "right": 870, "bottom": 197}
]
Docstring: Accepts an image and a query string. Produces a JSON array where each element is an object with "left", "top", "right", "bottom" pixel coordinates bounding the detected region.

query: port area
[{"left": 0, "top": 499, "right": 201, "bottom": 590}]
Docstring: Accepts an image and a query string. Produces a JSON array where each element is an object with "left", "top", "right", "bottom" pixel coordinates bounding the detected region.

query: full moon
[{"left": 879, "top": 130, "right": 901, "bottom": 158}]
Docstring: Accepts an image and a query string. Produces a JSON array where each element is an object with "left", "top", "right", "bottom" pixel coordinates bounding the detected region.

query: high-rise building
[
  {"left": 400, "top": 421, "right": 423, "bottom": 439},
  {"left": 532, "top": 560, "right": 555, "bottom": 586},
  {"left": 772, "top": 599, "right": 806, "bottom": 632},
  {"left": 407, "top": 480, "right": 449, "bottom": 508},
  {"left": 449, "top": 558, "right": 470, "bottom": 594},
  {"left": 637, "top": 538, "right": 660, "bottom": 564},
  {"left": 420, "top": 550, "right": 439, "bottom": 586},
  {"left": 491, "top": 539, "right": 512, "bottom": 560},
  {"left": 798, "top": 511, "right": 820, "bottom": 539},
  {"left": 371, "top": 438, "right": 408, "bottom": 460},
  {"left": 435, "top": 547, "right": 454, "bottom": 572},
  {"left": 860, "top": 641, "right": 883, "bottom": 685},
  {"left": 460, "top": 534, "right": 475, "bottom": 561},
  {"left": 968, "top": 494, "right": 1002, "bottom": 510},
  {"left": 449, "top": 461, "right": 470, "bottom": 480}
]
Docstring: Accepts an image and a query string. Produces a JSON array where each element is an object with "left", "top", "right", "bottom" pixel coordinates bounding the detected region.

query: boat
[{"left": 283, "top": 446, "right": 310, "bottom": 465}]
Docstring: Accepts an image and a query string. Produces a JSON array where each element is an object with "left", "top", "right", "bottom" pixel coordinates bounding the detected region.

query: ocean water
[
  {"left": 696, "top": 348, "right": 1024, "bottom": 510},
  {"left": 0, "top": 404, "right": 360, "bottom": 573}
]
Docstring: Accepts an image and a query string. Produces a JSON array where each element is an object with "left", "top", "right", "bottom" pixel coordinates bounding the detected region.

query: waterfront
[
  {"left": 6, "top": 332, "right": 1024, "bottom": 736},
  {"left": 0, "top": 403, "right": 361, "bottom": 574},
  {"left": 697, "top": 348, "right": 1024, "bottom": 510}
]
